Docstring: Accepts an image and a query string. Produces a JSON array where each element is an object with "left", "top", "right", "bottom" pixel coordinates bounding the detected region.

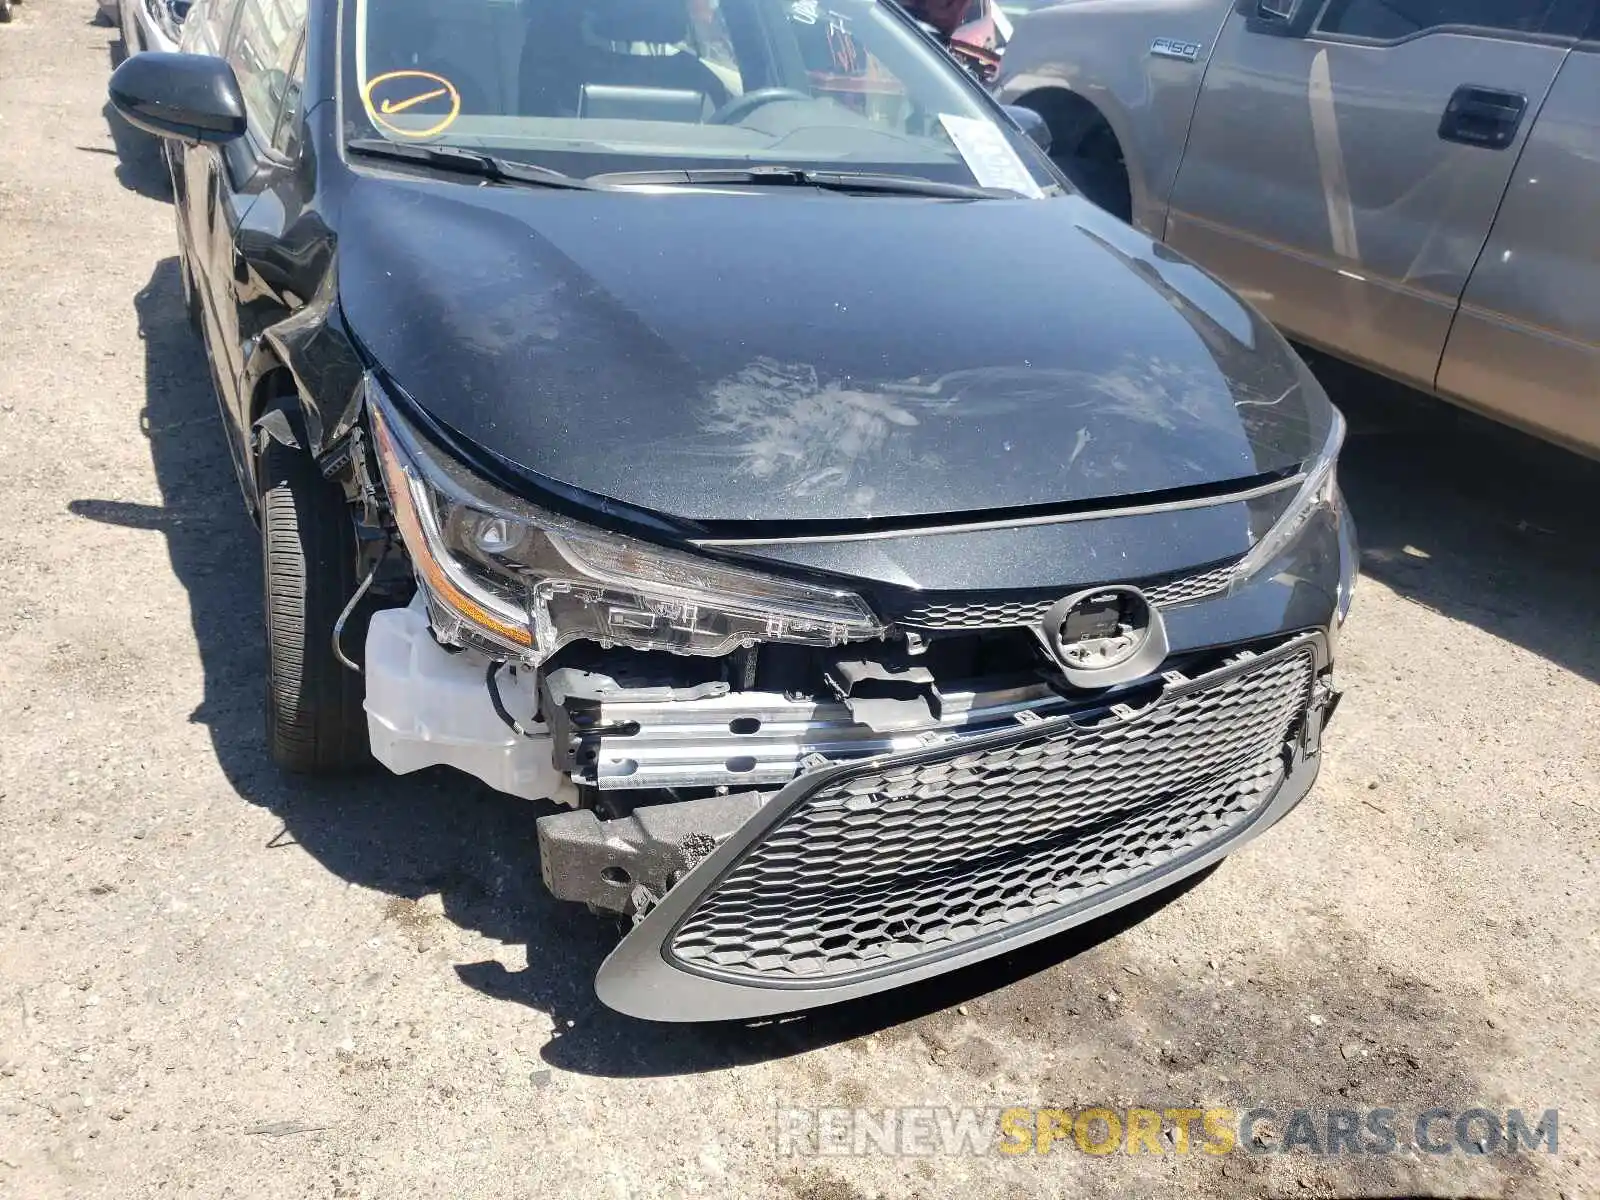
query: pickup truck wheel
[
  {"left": 1056, "top": 151, "right": 1131, "bottom": 223},
  {"left": 0, "top": 0, "right": 14, "bottom": 25},
  {"left": 1020, "top": 92, "right": 1132, "bottom": 223},
  {"left": 258, "top": 424, "right": 371, "bottom": 774}
]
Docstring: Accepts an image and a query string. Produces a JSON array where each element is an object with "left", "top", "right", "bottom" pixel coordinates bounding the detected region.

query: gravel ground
[{"left": 2, "top": 6, "right": 1598, "bottom": 1198}]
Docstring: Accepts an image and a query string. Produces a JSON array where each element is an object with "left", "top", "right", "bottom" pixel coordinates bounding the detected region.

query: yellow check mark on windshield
[{"left": 380, "top": 87, "right": 449, "bottom": 115}]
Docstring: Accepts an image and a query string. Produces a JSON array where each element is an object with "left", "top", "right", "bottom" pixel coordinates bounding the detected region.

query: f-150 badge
[{"left": 1151, "top": 37, "right": 1203, "bottom": 62}]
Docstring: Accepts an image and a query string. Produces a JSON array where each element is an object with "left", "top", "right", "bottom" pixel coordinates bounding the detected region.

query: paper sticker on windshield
[
  {"left": 938, "top": 114, "right": 1044, "bottom": 198},
  {"left": 362, "top": 70, "right": 462, "bottom": 139}
]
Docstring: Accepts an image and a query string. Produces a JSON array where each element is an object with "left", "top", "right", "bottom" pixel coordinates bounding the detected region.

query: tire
[
  {"left": 1021, "top": 93, "right": 1133, "bottom": 223},
  {"left": 0, "top": 1, "right": 14, "bottom": 26},
  {"left": 258, "top": 415, "right": 372, "bottom": 773},
  {"left": 1053, "top": 150, "right": 1132, "bottom": 223}
]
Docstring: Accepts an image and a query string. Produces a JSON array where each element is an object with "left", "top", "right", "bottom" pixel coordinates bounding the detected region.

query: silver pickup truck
[{"left": 997, "top": 0, "right": 1600, "bottom": 457}]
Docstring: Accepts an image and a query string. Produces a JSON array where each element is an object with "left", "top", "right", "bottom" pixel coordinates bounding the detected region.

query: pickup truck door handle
[{"left": 1439, "top": 85, "right": 1527, "bottom": 150}]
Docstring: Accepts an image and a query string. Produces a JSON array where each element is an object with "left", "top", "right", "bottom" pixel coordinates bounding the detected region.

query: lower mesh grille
[
  {"left": 670, "top": 646, "right": 1315, "bottom": 983},
  {"left": 895, "top": 561, "right": 1238, "bottom": 631}
]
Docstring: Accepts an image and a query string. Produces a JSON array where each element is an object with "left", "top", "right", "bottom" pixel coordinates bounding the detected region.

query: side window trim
[
  {"left": 1307, "top": 0, "right": 1591, "bottom": 46},
  {"left": 1308, "top": 25, "right": 1581, "bottom": 49}
]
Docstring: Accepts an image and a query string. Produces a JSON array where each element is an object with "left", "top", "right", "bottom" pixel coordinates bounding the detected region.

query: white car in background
[{"left": 117, "top": 0, "right": 190, "bottom": 55}]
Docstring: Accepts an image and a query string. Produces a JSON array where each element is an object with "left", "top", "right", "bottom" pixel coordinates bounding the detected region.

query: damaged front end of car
[{"left": 345, "top": 370, "right": 1354, "bottom": 1021}]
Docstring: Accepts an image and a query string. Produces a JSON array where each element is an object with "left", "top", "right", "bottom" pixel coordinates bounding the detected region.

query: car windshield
[{"left": 342, "top": 0, "right": 1051, "bottom": 189}]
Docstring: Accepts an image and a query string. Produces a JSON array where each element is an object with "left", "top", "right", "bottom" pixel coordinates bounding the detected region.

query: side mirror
[
  {"left": 1004, "top": 105, "right": 1052, "bottom": 154},
  {"left": 108, "top": 52, "right": 246, "bottom": 143}
]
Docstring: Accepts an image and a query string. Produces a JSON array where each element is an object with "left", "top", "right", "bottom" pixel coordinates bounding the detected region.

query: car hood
[{"left": 337, "top": 175, "right": 1332, "bottom": 526}]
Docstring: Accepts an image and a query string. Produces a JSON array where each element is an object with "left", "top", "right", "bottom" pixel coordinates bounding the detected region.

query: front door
[
  {"left": 1437, "top": 35, "right": 1600, "bottom": 456},
  {"left": 176, "top": 0, "right": 244, "bottom": 388},
  {"left": 179, "top": 0, "right": 308, "bottom": 485},
  {"left": 1164, "top": 0, "right": 1586, "bottom": 390}
]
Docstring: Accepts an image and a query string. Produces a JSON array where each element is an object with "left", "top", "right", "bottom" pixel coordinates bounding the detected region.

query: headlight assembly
[
  {"left": 366, "top": 377, "right": 885, "bottom": 663},
  {"left": 1228, "top": 406, "right": 1347, "bottom": 594}
]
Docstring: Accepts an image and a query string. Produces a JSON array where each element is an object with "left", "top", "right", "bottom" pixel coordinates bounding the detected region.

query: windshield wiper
[
  {"left": 347, "top": 138, "right": 598, "bottom": 191},
  {"left": 589, "top": 165, "right": 1021, "bottom": 199}
]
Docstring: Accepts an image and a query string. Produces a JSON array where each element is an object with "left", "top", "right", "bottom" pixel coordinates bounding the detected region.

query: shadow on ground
[
  {"left": 97, "top": 37, "right": 174, "bottom": 202},
  {"left": 67, "top": 258, "right": 1598, "bottom": 1082},
  {"left": 1311, "top": 349, "right": 1599, "bottom": 686}
]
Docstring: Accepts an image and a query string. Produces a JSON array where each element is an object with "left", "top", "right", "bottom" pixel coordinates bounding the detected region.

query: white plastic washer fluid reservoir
[{"left": 364, "top": 596, "right": 573, "bottom": 805}]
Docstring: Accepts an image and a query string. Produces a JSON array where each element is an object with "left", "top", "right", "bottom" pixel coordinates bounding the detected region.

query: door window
[
  {"left": 268, "top": 37, "right": 308, "bottom": 155},
  {"left": 1316, "top": 0, "right": 1588, "bottom": 39},
  {"left": 687, "top": 0, "right": 743, "bottom": 93},
  {"left": 189, "top": 0, "right": 242, "bottom": 52},
  {"left": 226, "top": 0, "right": 309, "bottom": 147}
]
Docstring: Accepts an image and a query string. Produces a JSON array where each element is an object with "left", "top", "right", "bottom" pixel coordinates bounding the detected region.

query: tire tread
[{"left": 258, "top": 429, "right": 370, "bottom": 774}]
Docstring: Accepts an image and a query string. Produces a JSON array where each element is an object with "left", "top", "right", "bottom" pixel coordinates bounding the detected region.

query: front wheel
[
  {"left": 0, "top": 0, "right": 14, "bottom": 26},
  {"left": 258, "top": 419, "right": 372, "bottom": 773}
]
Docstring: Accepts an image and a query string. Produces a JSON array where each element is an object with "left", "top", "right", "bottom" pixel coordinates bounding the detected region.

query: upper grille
[
  {"left": 670, "top": 645, "right": 1314, "bottom": 983},
  {"left": 896, "top": 595, "right": 1057, "bottom": 631},
  {"left": 1145, "top": 561, "right": 1238, "bottom": 608},
  {"left": 895, "top": 562, "right": 1237, "bottom": 631}
]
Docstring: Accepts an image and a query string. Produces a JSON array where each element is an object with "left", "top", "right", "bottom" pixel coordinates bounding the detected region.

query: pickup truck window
[{"left": 1316, "top": 0, "right": 1581, "bottom": 39}]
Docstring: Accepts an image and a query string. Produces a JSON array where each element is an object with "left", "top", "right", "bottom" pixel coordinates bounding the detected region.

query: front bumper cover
[{"left": 594, "top": 631, "right": 1333, "bottom": 1022}]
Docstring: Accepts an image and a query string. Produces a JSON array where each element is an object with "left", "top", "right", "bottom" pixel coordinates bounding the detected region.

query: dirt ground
[{"left": 2, "top": 5, "right": 1598, "bottom": 1198}]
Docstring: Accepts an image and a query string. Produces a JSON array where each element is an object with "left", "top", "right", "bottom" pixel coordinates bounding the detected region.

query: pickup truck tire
[
  {"left": 258, "top": 421, "right": 372, "bottom": 774},
  {"left": 0, "top": 0, "right": 14, "bottom": 25}
]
